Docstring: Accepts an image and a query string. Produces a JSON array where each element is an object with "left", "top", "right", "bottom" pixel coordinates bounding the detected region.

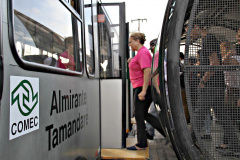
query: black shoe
[
  {"left": 201, "top": 134, "right": 212, "bottom": 140},
  {"left": 126, "top": 145, "right": 146, "bottom": 150},
  {"left": 147, "top": 133, "right": 154, "bottom": 140}
]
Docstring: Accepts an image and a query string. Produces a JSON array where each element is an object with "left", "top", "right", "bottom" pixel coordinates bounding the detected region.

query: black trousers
[{"left": 133, "top": 86, "right": 165, "bottom": 148}]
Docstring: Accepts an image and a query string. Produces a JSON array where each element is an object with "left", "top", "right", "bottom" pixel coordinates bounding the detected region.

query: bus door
[
  {"left": 0, "top": 1, "right": 2, "bottom": 102},
  {"left": 98, "top": 2, "right": 127, "bottom": 149}
]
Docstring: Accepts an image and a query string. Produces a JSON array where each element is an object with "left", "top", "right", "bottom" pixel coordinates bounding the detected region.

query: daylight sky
[{"left": 101, "top": 0, "right": 169, "bottom": 49}]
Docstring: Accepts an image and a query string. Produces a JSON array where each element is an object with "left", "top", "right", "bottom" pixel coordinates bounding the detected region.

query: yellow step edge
[{"left": 101, "top": 137, "right": 149, "bottom": 160}]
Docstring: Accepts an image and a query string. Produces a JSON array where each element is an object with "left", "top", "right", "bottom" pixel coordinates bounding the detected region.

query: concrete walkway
[{"left": 148, "top": 131, "right": 178, "bottom": 160}]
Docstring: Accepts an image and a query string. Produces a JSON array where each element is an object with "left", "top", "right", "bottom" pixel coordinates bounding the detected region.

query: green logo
[{"left": 11, "top": 80, "right": 38, "bottom": 116}]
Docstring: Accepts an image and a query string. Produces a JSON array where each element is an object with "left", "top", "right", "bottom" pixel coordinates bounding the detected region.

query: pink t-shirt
[
  {"left": 153, "top": 51, "right": 160, "bottom": 85},
  {"left": 60, "top": 51, "right": 75, "bottom": 71},
  {"left": 129, "top": 46, "right": 152, "bottom": 88},
  {"left": 153, "top": 51, "right": 159, "bottom": 69}
]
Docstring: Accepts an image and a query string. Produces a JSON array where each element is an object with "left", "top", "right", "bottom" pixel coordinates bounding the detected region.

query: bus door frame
[
  {"left": 98, "top": 2, "right": 127, "bottom": 149},
  {"left": 0, "top": 0, "right": 3, "bottom": 101}
]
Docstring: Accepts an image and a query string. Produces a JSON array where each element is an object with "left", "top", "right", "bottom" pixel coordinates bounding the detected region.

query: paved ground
[
  {"left": 147, "top": 122, "right": 240, "bottom": 160},
  {"left": 148, "top": 132, "right": 178, "bottom": 160}
]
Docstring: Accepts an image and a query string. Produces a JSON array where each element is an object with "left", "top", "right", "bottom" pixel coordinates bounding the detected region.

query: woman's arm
[
  {"left": 199, "top": 52, "right": 219, "bottom": 87},
  {"left": 152, "top": 74, "right": 161, "bottom": 95},
  {"left": 138, "top": 67, "right": 151, "bottom": 100}
]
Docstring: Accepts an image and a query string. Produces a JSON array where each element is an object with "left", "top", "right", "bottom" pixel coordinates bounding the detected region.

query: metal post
[{"left": 131, "top": 18, "right": 147, "bottom": 32}]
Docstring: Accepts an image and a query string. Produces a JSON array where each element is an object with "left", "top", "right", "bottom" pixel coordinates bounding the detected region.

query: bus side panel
[{"left": 0, "top": 1, "right": 100, "bottom": 160}]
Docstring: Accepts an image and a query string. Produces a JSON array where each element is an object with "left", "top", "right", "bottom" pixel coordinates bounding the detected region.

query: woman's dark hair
[{"left": 179, "top": 52, "right": 184, "bottom": 59}]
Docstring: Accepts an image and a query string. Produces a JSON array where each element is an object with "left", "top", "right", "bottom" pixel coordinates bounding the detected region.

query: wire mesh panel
[{"left": 185, "top": 0, "right": 240, "bottom": 159}]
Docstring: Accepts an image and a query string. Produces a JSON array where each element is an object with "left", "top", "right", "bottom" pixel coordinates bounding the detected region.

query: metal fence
[{"left": 185, "top": 0, "right": 240, "bottom": 159}]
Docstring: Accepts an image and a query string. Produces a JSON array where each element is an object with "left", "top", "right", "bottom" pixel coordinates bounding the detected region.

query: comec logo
[
  {"left": 10, "top": 76, "right": 39, "bottom": 140},
  {"left": 11, "top": 80, "right": 38, "bottom": 116}
]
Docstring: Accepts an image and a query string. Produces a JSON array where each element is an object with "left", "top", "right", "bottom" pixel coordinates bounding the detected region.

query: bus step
[{"left": 101, "top": 137, "right": 149, "bottom": 159}]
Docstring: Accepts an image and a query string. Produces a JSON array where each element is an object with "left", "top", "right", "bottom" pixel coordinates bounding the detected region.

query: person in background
[
  {"left": 233, "top": 28, "right": 240, "bottom": 107},
  {"left": 60, "top": 37, "right": 75, "bottom": 70},
  {"left": 192, "top": 21, "right": 223, "bottom": 141},
  {"left": 127, "top": 32, "right": 165, "bottom": 150},
  {"left": 218, "top": 36, "right": 240, "bottom": 150},
  {"left": 189, "top": 20, "right": 239, "bottom": 152},
  {"left": 179, "top": 52, "right": 190, "bottom": 123},
  {"left": 145, "top": 38, "right": 159, "bottom": 140}
]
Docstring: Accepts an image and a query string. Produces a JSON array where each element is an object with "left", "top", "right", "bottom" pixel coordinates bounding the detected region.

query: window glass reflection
[
  {"left": 13, "top": 0, "right": 83, "bottom": 72},
  {"left": 84, "top": 0, "right": 95, "bottom": 75},
  {"left": 98, "top": 6, "right": 121, "bottom": 79},
  {"left": 77, "top": 21, "right": 84, "bottom": 71}
]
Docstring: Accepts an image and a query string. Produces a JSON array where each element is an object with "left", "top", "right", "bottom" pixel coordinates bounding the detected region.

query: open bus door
[{"left": 98, "top": 2, "right": 127, "bottom": 149}]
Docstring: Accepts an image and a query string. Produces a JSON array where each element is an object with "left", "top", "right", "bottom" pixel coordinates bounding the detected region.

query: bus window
[
  {"left": 66, "top": 0, "right": 83, "bottom": 18},
  {"left": 98, "top": 6, "right": 121, "bottom": 79},
  {"left": 84, "top": 0, "right": 95, "bottom": 76},
  {"left": 12, "top": 0, "right": 83, "bottom": 72},
  {"left": 77, "top": 21, "right": 84, "bottom": 72}
]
